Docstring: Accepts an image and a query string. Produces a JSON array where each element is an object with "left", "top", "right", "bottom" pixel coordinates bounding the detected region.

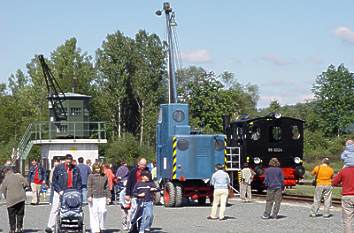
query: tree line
[{"left": 0, "top": 30, "right": 353, "bottom": 165}]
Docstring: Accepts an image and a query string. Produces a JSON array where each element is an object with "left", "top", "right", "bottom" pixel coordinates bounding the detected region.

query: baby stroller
[{"left": 55, "top": 189, "right": 85, "bottom": 233}]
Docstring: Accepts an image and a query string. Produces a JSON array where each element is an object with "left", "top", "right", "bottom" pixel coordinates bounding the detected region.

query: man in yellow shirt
[{"left": 310, "top": 158, "right": 334, "bottom": 218}]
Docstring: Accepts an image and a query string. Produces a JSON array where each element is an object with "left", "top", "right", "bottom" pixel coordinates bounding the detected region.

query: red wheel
[{"left": 163, "top": 182, "right": 176, "bottom": 207}]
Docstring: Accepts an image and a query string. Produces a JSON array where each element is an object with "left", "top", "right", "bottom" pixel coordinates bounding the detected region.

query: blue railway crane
[{"left": 155, "top": 2, "right": 225, "bottom": 207}]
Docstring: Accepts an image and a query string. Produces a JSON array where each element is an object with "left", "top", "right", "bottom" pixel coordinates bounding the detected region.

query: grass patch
[{"left": 286, "top": 184, "right": 342, "bottom": 199}]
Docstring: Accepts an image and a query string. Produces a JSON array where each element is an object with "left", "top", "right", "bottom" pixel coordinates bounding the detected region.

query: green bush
[
  {"left": 104, "top": 133, "right": 155, "bottom": 166},
  {"left": 304, "top": 129, "right": 352, "bottom": 163}
]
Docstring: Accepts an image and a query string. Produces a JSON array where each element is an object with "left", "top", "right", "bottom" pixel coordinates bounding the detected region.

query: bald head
[{"left": 138, "top": 158, "right": 147, "bottom": 170}]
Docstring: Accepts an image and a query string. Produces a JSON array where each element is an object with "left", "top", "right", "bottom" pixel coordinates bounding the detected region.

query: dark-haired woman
[
  {"left": 262, "top": 157, "right": 284, "bottom": 219},
  {"left": 87, "top": 163, "right": 111, "bottom": 233}
]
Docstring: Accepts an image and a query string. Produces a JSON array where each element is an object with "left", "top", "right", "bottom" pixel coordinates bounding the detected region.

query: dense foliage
[{"left": 0, "top": 31, "right": 353, "bottom": 165}]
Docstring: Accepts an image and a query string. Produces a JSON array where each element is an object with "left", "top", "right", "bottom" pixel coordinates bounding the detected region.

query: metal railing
[
  {"left": 30, "top": 121, "right": 106, "bottom": 141},
  {"left": 16, "top": 121, "right": 106, "bottom": 160}
]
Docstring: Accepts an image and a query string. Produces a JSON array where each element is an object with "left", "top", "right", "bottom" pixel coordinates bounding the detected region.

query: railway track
[{"left": 252, "top": 193, "right": 342, "bottom": 206}]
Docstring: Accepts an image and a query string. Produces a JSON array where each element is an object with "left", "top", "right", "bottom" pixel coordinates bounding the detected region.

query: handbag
[{"left": 312, "top": 165, "right": 321, "bottom": 186}]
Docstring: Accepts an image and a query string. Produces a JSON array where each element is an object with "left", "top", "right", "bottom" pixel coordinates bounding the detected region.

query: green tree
[
  {"left": 50, "top": 38, "right": 96, "bottom": 94},
  {"left": 268, "top": 100, "right": 281, "bottom": 113},
  {"left": 177, "top": 67, "right": 258, "bottom": 132},
  {"left": 132, "top": 30, "right": 166, "bottom": 145},
  {"left": 94, "top": 31, "right": 136, "bottom": 139},
  {"left": 312, "top": 64, "right": 354, "bottom": 137}
]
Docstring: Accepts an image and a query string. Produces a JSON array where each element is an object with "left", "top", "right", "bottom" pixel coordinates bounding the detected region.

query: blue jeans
[
  {"left": 81, "top": 187, "right": 88, "bottom": 204},
  {"left": 119, "top": 188, "right": 126, "bottom": 205},
  {"left": 140, "top": 201, "right": 153, "bottom": 233}
]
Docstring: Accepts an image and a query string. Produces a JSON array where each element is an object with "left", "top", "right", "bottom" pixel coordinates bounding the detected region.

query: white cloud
[
  {"left": 181, "top": 49, "right": 212, "bottom": 63},
  {"left": 262, "top": 54, "right": 291, "bottom": 66},
  {"left": 334, "top": 26, "right": 354, "bottom": 44}
]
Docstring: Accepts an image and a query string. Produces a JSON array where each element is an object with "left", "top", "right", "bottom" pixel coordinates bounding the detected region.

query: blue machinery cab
[
  {"left": 156, "top": 104, "right": 225, "bottom": 207},
  {"left": 155, "top": 3, "right": 225, "bottom": 207}
]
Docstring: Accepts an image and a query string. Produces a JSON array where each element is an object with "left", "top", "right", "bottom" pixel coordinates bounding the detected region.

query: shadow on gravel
[
  {"left": 274, "top": 215, "right": 287, "bottom": 219},
  {"left": 23, "top": 229, "right": 41, "bottom": 232},
  {"left": 223, "top": 216, "right": 236, "bottom": 220},
  {"left": 150, "top": 227, "right": 168, "bottom": 233},
  {"left": 103, "top": 229, "right": 120, "bottom": 233}
]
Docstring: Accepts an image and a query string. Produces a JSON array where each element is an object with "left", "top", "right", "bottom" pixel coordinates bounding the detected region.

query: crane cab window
[
  {"left": 291, "top": 125, "right": 300, "bottom": 140},
  {"left": 70, "top": 108, "right": 81, "bottom": 116},
  {"left": 270, "top": 126, "right": 282, "bottom": 142}
]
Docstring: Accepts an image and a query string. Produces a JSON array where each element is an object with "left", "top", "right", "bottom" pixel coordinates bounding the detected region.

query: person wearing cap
[
  {"left": 240, "top": 162, "right": 256, "bottom": 202},
  {"left": 45, "top": 154, "right": 82, "bottom": 233},
  {"left": 132, "top": 170, "right": 157, "bottom": 233},
  {"left": 208, "top": 163, "right": 230, "bottom": 221},
  {"left": 310, "top": 157, "right": 334, "bottom": 218}
]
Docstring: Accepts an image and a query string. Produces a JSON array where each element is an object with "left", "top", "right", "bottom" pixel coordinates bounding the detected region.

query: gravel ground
[{"left": 0, "top": 195, "right": 347, "bottom": 233}]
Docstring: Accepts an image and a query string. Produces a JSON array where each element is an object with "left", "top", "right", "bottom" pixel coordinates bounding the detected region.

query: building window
[{"left": 70, "top": 108, "right": 81, "bottom": 116}]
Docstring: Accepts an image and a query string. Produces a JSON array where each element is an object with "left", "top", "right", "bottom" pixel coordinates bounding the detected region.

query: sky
[{"left": 1, "top": 0, "right": 354, "bottom": 108}]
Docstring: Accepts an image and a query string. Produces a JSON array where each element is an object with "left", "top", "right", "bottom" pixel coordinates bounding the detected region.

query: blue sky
[{"left": 1, "top": 0, "right": 354, "bottom": 108}]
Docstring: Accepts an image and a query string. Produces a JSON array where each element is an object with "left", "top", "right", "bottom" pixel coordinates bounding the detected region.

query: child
[
  {"left": 341, "top": 139, "right": 354, "bottom": 167},
  {"left": 40, "top": 183, "right": 48, "bottom": 202},
  {"left": 131, "top": 170, "right": 157, "bottom": 233},
  {"left": 119, "top": 185, "right": 131, "bottom": 231}
]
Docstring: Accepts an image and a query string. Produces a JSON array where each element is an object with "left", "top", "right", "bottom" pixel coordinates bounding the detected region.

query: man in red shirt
[
  {"left": 332, "top": 166, "right": 354, "bottom": 233},
  {"left": 28, "top": 159, "right": 46, "bottom": 205}
]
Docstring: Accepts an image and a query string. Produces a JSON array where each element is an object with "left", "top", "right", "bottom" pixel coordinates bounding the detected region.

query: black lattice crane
[{"left": 38, "top": 54, "right": 67, "bottom": 122}]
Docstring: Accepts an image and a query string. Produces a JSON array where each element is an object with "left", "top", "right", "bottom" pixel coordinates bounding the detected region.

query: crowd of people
[
  {"left": 207, "top": 139, "right": 354, "bottom": 233},
  {"left": 0, "top": 139, "right": 353, "bottom": 233}
]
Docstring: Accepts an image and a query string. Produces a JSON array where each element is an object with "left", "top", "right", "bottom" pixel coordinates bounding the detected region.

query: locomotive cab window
[
  {"left": 291, "top": 125, "right": 300, "bottom": 140},
  {"left": 250, "top": 126, "right": 261, "bottom": 141},
  {"left": 270, "top": 126, "right": 282, "bottom": 142}
]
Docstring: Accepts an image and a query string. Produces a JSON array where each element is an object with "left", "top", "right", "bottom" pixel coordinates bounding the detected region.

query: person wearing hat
[
  {"left": 240, "top": 162, "right": 256, "bottom": 202},
  {"left": 310, "top": 157, "right": 334, "bottom": 218},
  {"left": 45, "top": 154, "right": 82, "bottom": 233},
  {"left": 208, "top": 163, "right": 230, "bottom": 221}
]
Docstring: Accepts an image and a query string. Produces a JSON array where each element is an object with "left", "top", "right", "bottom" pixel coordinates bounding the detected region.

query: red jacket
[{"left": 332, "top": 167, "right": 354, "bottom": 196}]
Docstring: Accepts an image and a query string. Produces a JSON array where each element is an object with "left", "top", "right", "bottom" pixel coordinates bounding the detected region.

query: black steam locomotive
[{"left": 223, "top": 113, "right": 306, "bottom": 190}]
